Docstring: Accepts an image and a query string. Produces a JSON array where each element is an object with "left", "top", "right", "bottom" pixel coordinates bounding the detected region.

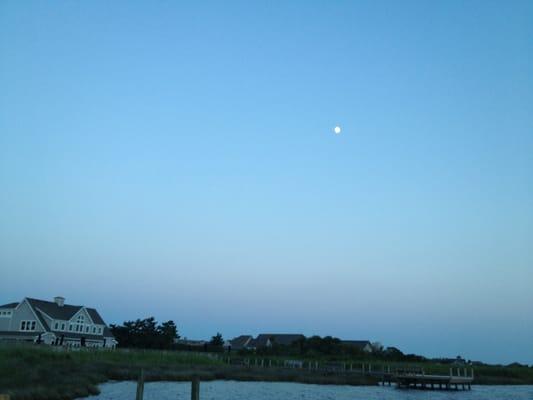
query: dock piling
[
  {"left": 191, "top": 378, "right": 200, "bottom": 400},
  {"left": 135, "top": 369, "right": 144, "bottom": 400}
]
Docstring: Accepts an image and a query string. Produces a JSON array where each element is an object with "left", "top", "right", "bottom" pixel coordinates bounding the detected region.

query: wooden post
[
  {"left": 191, "top": 378, "right": 200, "bottom": 400},
  {"left": 449, "top": 367, "right": 453, "bottom": 377},
  {"left": 135, "top": 369, "right": 144, "bottom": 400},
  {"left": 471, "top": 368, "right": 475, "bottom": 379}
]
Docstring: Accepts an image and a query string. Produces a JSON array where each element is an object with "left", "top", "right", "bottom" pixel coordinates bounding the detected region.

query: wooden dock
[{"left": 393, "top": 368, "right": 474, "bottom": 390}]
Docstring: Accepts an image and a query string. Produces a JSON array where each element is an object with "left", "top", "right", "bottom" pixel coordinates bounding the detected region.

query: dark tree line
[
  {"left": 243, "top": 335, "right": 427, "bottom": 363},
  {"left": 251, "top": 336, "right": 369, "bottom": 358},
  {"left": 110, "top": 317, "right": 179, "bottom": 349}
]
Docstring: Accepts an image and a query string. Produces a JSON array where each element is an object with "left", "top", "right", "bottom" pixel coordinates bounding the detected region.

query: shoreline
[{"left": 1, "top": 346, "right": 532, "bottom": 400}]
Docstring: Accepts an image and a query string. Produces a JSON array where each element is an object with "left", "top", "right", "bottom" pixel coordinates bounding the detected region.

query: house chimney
[{"left": 54, "top": 296, "right": 65, "bottom": 307}]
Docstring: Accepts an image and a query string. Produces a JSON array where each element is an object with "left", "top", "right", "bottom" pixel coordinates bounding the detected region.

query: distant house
[
  {"left": 0, "top": 297, "right": 117, "bottom": 348},
  {"left": 229, "top": 333, "right": 304, "bottom": 350},
  {"left": 341, "top": 340, "right": 373, "bottom": 353},
  {"left": 229, "top": 335, "right": 254, "bottom": 350},
  {"left": 253, "top": 334, "right": 305, "bottom": 348}
]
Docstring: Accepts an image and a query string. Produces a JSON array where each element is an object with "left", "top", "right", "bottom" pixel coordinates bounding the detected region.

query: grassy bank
[
  {"left": 0, "top": 345, "right": 375, "bottom": 400},
  {"left": 1, "top": 345, "right": 532, "bottom": 400}
]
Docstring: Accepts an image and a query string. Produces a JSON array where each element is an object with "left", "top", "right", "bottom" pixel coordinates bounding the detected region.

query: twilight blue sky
[{"left": 1, "top": 1, "right": 532, "bottom": 364}]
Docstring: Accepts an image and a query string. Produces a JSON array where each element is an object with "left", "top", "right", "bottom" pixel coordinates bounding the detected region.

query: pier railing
[{"left": 218, "top": 356, "right": 475, "bottom": 390}]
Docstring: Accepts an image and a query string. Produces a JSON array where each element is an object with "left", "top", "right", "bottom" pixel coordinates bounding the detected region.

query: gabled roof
[
  {"left": 255, "top": 334, "right": 305, "bottom": 347},
  {"left": 230, "top": 335, "right": 253, "bottom": 349},
  {"left": 87, "top": 308, "right": 106, "bottom": 325},
  {"left": 27, "top": 298, "right": 82, "bottom": 321},
  {"left": 34, "top": 309, "right": 50, "bottom": 331},
  {"left": 25, "top": 298, "right": 107, "bottom": 325},
  {"left": 0, "top": 302, "right": 19, "bottom": 309}
]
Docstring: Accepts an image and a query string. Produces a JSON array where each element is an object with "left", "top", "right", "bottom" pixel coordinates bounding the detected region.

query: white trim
[
  {"left": 34, "top": 307, "right": 54, "bottom": 321},
  {"left": 19, "top": 320, "right": 37, "bottom": 331},
  {"left": 14, "top": 299, "right": 25, "bottom": 311},
  {"left": 70, "top": 307, "right": 95, "bottom": 324}
]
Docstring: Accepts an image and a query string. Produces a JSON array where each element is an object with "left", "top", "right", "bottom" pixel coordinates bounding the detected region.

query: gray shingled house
[{"left": 0, "top": 296, "right": 117, "bottom": 348}]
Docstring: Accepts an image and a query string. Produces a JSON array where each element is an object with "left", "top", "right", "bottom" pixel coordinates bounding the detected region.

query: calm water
[{"left": 85, "top": 381, "right": 533, "bottom": 400}]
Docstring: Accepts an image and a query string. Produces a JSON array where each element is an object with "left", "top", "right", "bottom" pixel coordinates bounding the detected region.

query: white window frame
[{"left": 20, "top": 320, "right": 36, "bottom": 331}]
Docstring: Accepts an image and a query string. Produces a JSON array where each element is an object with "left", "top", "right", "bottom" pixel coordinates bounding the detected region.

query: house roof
[
  {"left": 27, "top": 298, "right": 82, "bottom": 321},
  {"left": 26, "top": 298, "right": 106, "bottom": 325},
  {"left": 229, "top": 335, "right": 253, "bottom": 349},
  {"left": 254, "top": 334, "right": 305, "bottom": 347},
  {"left": 87, "top": 308, "right": 106, "bottom": 325},
  {"left": 34, "top": 309, "right": 50, "bottom": 331},
  {"left": 0, "top": 302, "right": 19, "bottom": 309}
]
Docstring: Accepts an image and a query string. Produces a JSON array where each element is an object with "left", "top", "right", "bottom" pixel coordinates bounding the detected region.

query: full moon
[{"left": 334, "top": 126, "right": 341, "bottom": 134}]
